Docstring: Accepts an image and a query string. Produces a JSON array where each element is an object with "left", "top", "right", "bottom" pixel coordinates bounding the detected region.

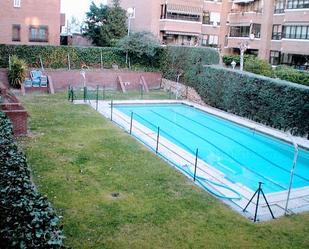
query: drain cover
[{"left": 111, "top": 192, "right": 120, "bottom": 198}]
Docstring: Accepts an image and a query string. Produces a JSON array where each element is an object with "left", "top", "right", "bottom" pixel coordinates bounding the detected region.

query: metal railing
[
  {"left": 67, "top": 85, "right": 177, "bottom": 104},
  {"left": 67, "top": 86, "right": 282, "bottom": 221},
  {"left": 108, "top": 104, "right": 242, "bottom": 201}
]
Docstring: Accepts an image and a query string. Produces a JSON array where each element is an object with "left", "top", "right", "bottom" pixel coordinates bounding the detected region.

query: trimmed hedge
[
  {"left": 275, "top": 66, "right": 309, "bottom": 87},
  {"left": 222, "top": 54, "right": 256, "bottom": 66},
  {"left": 161, "top": 46, "right": 220, "bottom": 83},
  {"left": 0, "top": 44, "right": 220, "bottom": 75},
  {"left": 244, "top": 57, "right": 274, "bottom": 78},
  {"left": 0, "top": 44, "right": 125, "bottom": 69},
  {"left": 0, "top": 112, "right": 64, "bottom": 248},
  {"left": 193, "top": 66, "right": 309, "bottom": 136}
]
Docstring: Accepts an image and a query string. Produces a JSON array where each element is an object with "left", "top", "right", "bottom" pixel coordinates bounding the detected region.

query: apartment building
[
  {"left": 226, "top": 0, "right": 309, "bottom": 68},
  {"left": 0, "top": 0, "right": 65, "bottom": 45},
  {"left": 115, "top": 0, "right": 225, "bottom": 47},
  {"left": 115, "top": 0, "right": 309, "bottom": 67}
]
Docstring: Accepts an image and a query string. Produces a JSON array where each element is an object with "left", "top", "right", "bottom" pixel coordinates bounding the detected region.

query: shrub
[
  {"left": 8, "top": 55, "right": 27, "bottom": 88},
  {"left": 244, "top": 57, "right": 274, "bottom": 78},
  {"left": 275, "top": 65, "right": 309, "bottom": 87},
  {"left": 0, "top": 111, "right": 65, "bottom": 248},
  {"left": 0, "top": 44, "right": 220, "bottom": 75},
  {"left": 222, "top": 54, "right": 255, "bottom": 66},
  {"left": 117, "top": 32, "right": 163, "bottom": 69},
  {"left": 192, "top": 66, "right": 309, "bottom": 137},
  {"left": 161, "top": 45, "right": 220, "bottom": 83},
  {"left": 0, "top": 44, "right": 125, "bottom": 69}
]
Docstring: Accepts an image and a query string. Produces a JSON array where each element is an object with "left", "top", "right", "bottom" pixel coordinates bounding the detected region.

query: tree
[
  {"left": 244, "top": 57, "right": 274, "bottom": 78},
  {"left": 83, "top": 0, "right": 127, "bottom": 47},
  {"left": 117, "top": 32, "right": 161, "bottom": 58},
  {"left": 117, "top": 31, "right": 162, "bottom": 67},
  {"left": 68, "top": 16, "right": 82, "bottom": 34}
]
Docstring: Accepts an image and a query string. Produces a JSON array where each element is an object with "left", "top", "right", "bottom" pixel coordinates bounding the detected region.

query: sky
[{"left": 61, "top": 0, "right": 107, "bottom": 23}]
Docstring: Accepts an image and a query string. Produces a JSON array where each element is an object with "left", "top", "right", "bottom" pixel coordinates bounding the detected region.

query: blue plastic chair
[{"left": 30, "top": 70, "right": 48, "bottom": 87}]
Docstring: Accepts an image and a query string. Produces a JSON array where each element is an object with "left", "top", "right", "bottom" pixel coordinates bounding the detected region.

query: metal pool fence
[
  {"left": 107, "top": 103, "right": 276, "bottom": 222},
  {"left": 67, "top": 85, "right": 178, "bottom": 103},
  {"left": 68, "top": 88, "right": 280, "bottom": 222}
]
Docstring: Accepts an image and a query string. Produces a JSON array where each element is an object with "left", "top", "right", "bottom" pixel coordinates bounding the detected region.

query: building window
[
  {"left": 208, "top": 35, "right": 219, "bottom": 46},
  {"left": 13, "top": 0, "right": 21, "bottom": 7},
  {"left": 202, "top": 12, "right": 220, "bottom": 26},
  {"left": 230, "top": 26, "right": 250, "bottom": 37},
  {"left": 210, "top": 12, "right": 220, "bottom": 26},
  {"left": 283, "top": 25, "right": 309, "bottom": 39},
  {"left": 29, "top": 26, "right": 49, "bottom": 42},
  {"left": 160, "top": 4, "right": 167, "bottom": 19},
  {"left": 274, "top": 0, "right": 285, "bottom": 13},
  {"left": 12, "top": 25, "right": 21, "bottom": 42},
  {"left": 202, "top": 11, "right": 210, "bottom": 24},
  {"left": 251, "top": 24, "right": 261, "bottom": 38},
  {"left": 287, "top": 0, "right": 309, "bottom": 9},
  {"left": 202, "top": 35, "right": 219, "bottom": 47},
  {"left": 270, "top": 51, "right": 281, "bottom": 65},
  {"left": 129, "top": 7, "right": 135, "bottom": 19},
  {"left": 272, "top": 25, "right": 282, "bottom": 40}
]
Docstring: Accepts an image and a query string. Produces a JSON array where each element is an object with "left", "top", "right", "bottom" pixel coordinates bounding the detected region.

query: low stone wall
[
  {"left": 0, "top": 82, "right": 28, "bottom": 136},
  {"left": 2, "top": 107, "right": 28, "bottom": 136},
  {"left": 44, "top": 69, "right": 162, "bottom": 92},
  {"left": 161, "top": 79, "right": 205, "bottom": 105},
  {"left": 0, "top": 68, "right": 163, "bottom": 92}
]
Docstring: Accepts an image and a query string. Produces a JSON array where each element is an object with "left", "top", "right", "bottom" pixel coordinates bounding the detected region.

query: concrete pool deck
[{"left": 75, "top": 99, "right": 309, "bottom": 222}]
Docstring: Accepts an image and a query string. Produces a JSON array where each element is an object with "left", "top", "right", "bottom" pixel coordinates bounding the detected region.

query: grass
[{"left": 19, "top": 92, "right": 309, "bottom": 249}]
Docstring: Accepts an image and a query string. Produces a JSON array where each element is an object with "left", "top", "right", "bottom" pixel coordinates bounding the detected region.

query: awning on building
[
  {"left": 229, "top": 23, "right": 251, "bottom": 27},
  {"left": 164, "top": 31, "right": 200, "bottom": 37},
  {"left": 166, "top": 4, "right": 202, "bottom": 16},
  {"left": 233, "top": 0, "right": 254, "bottom": 4}
]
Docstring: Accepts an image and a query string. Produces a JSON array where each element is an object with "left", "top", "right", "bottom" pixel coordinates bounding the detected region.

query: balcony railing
[
  {"left": 164, "top": 13, "right": 201, "bottom": 22},
  {"left": 272, "top": 32, "right": 282, "bottom": 40},
  {"left": 230, "top": 8, "right": 262, "bottom": 14}
]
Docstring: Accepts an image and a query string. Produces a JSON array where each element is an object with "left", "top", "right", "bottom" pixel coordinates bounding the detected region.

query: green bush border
[
  {"left": 192, "top": 66, "right": 309, "bottom": 136},
  {"left": 0, "top": 111, "right": 64, "bottom": 248},
  {"left": 0, "top": 44, "right": 126, "bottom": 69},
  {"left": 161, "top": 45, "right": 220, "bottom": 83}
]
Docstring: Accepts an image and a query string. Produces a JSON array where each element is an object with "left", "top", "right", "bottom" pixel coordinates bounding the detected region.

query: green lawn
[{"left": 19, "top": 92, "right": 309, "bottom": 249}]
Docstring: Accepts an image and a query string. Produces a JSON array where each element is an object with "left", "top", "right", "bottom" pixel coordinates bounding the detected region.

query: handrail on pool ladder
[
  {"left": 179, "top": 165, "right": 242, "bottom": 200},
  {"left": 284, "top": 132, "right": 299, "bottom": 215}
]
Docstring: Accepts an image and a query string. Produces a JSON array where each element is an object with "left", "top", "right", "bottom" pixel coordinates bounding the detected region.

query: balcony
[
  {"left": 284, "top": 9, "right": 309, "bottom": 23},
  {"left": 229, "top": 0, "right": 263, "bottom": 23},
  {"left": 281, "top": 39, "right": 309, "bottom": 55},
  {"left": 160, "top": 3, "right": 202, "bottom": 23},
  {"left": 226, "top": 37, "right": 261, "bottom": 50},
  {"left": 159, "top": 19, "right": 202, "bottom": 35}
]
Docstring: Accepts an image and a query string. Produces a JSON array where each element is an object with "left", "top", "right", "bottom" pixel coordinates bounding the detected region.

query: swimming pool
[{"left": 115, "top": 103, "right": 309, "bottom": 194}]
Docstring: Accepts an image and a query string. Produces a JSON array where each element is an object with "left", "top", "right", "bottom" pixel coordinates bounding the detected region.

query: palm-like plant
[{"left": 8, "top": 55, "right": 27, "bottom": 88}]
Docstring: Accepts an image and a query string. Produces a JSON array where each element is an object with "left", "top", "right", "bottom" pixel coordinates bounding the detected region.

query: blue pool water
[{"left": 115, "top": 104, "right": 309, "bottom": 194}]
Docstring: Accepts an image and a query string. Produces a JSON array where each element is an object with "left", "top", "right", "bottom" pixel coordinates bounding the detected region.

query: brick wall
[
  {"left": 0, "top": 0, "right": 61, "bottom": 45},
  {"left": 0, "top": 81, "right": 27, "bottom": 136},
  {"left": 0, "top": 68, "right": 163, "bottom": 92},
  {"left": 2, "top": 109, "right": 28, "bottom": 136},
  {"left": 44, "top": 69, "right": 162, "bottom": 91}
]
